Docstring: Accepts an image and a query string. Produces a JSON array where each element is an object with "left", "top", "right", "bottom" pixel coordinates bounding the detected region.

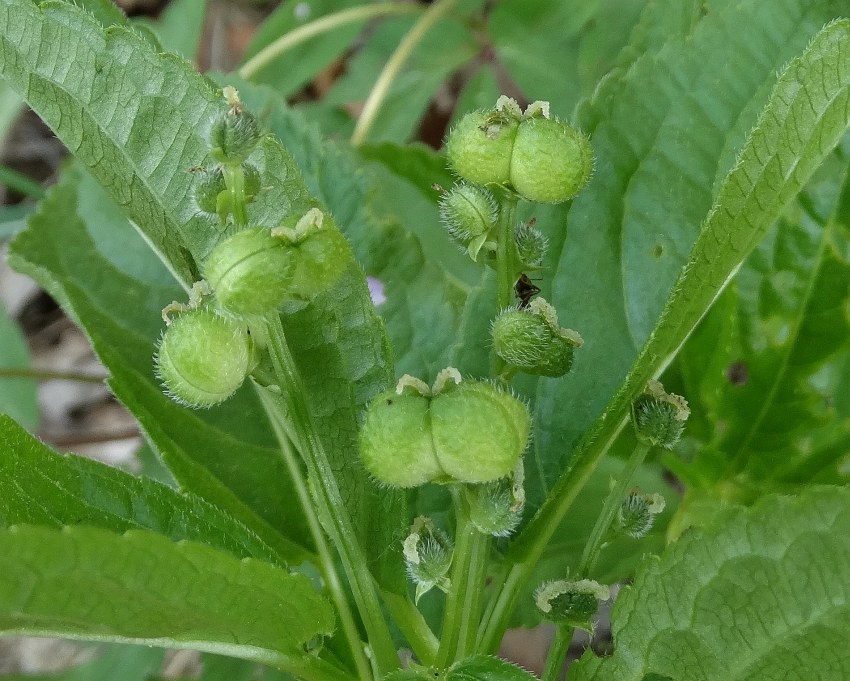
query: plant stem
[
  {"left": 0, "top": 163, "right": 45, "bottom": 199},
  {"left": 239, "top": 3, "right": 424, "bottom": 81},
  {"left": 541, "top": 625, "right": 573, "bottom": 681},
  {"left": 491, "top": 193, "right": 519, "bottom": 377},
  {"left": 436, "top": 488, "right": 490, "bottom": 667},
  {"left": 578, "top": 441, "right": 652, "bottom": 575},
  {"left": 262, "top": 314, "right": 399, "bottom": 676},
  {"left": 351, "top": 0, "right": 458, "bottom": 146},
  {"left": 255, "top": 386, "right": 372, "bottom": 681},
  {"left": 381, "top": 589, "right": 440, "bottom": 666},
  {"left": 478, "top": 409, "right": 634, "bottom": 654},
  {"left": 222, "top": 163, "right": 248, "bottom": 227},
  {"left": 0, "top": 367, "right": 107, "bottom": 383}
]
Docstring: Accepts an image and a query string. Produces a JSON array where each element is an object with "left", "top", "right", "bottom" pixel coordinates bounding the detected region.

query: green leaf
[
  {"left": 0, "top": 413, "right": 283, "bottom": 566},
  {"left": 0, "top": 303, "right": 37, "bottom": 430},
  {"left": 9, "top": 165, "right": 313, "bottom": 565},
  {"left": 0, "top": 645, "right": 163, "bottom": 681},
  {"left": 529, "top": 4, "right": 850, "bottom": 513},
  {"left": 141, "top": 0, "right": 208, "bottom": 59},
  {"left": 0, "top": 525, "right": 338, "bottom": 679},
  {"left": 446, "top": 656, "right": 537, "bottom": 681},
  {"left": 570, "top": 486, "right": 850, "bottom": 681},
  {"left": 0, "top": 0, "right": 313, "bottom": 285},
  {"left": 488, "top": 0, "right": 644, "bottom": 114},
  {"left": 676, "top": 148, "right": 850, "bottom": 493}
]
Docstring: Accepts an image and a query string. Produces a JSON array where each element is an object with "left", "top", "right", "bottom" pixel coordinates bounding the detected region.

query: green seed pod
[
  {"left": 615, "top": 491, "right": 666, "bottom": 538},
  {"left": 491, "top": 298, "right": 583, "bottom": 377},
  {"left": 439, "top": 183, "right": 498, "bottom": 260},
  {"left": 203, "top": 227, "right": 294, "bottom": 317},
  {"left": 632, "top": 380, "right": 690, "bottom": 449},
  {"left": 466, "top": 475, "right": 523, "bottom": 537},
  {"left": 242, "top": 163, "right": 262, "bottom": 199},
  {"left": 430, "top": 379, "right": 530, "bottom": 483},
  {"left": 514, "top": 220, "right": 548, "bottom": 268},
  {"left": 273, "top": 209, "right": 350, "bottom": 300},
  {"left": 446, "top": 109, "right": 520, "bottom": 186},
  {"left": 402, "top": 516, "right": 453, "bottom": 603},
  {"left": 155, "top": 309, "right": 253, "bottom": 408},
  {"left": 194, "top": 167, "right": 227, "bottom": 215},
  {"left": 359, "top": 369, "right": 530, "bottom": 488},
  {"left": 510, "top": 116, "right": 593, "bottom": 204},
  {"left": 534, "top": 579, "right": 610, "bottom": 630}
]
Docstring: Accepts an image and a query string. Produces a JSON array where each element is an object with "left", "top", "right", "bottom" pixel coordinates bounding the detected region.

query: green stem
[
  {"left": 491, "top": 194, "right": 519, "bottom": 378},
  {"left": 0, "top": 367, "right": 107, "bottom": 383},
  {"left": 222, "top": 163, "right": 248, "bottom": 227},
  {"left": 255, "top": 386, "right": 373, "bottom": 681},
  {"left": 262, "top": 314, "right": 399, "bottom": 676},
  {"left": 0, "top": 163, "right": 45, "bottom": 199},
  {"left": 477, "top": 412, "right": 633, "bottom": 653},
  {"left": 436, "top": 488, "right": 490, "bottom": 667},
  {"left": 239, "top": 3, "right": 425, "bottom": 80},
  {"left": 351, "top": 0, "right": 458, "bottom": 146},
  {"left": 541, "top": 625, "right": 573, "bottom": 681},
  {"left": 579, "top": 441, "right": 652, "bottom": 575},
  {"left": 381, "top": 589, "right": 440, "bottom": 666}
]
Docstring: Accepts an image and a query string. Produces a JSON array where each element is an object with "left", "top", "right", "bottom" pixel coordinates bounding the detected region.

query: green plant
[{"left": 0, "top": 1, "right": 849, "bottom": 680}]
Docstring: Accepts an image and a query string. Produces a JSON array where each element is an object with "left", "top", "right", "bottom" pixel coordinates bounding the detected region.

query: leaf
[
  {"left": 0, "top": 0, "right": 313, "bottom": 286},
  {"left": 0, "top": 303, "right": 37, "bottom": 430},
  {"left": 0, "top": 413, "right": 283, "bottom": 566},
  {"left": 446, "top": 656, "right": 538, "bottom": 681},
  {"left": 9, "top": 165, "right": 313, "bottom": 565},
  {"left": 676, "top": 147, "right": 850, "bottom": 493},
  {"left": 488, "top": 0, "right": 644, "bottom": 114},
  {"left": 141, "top": 0, "right": 208, "bottom": 59},
  {"left": 0, "top": 645, "right": 164, "bottom": 681},
  {"left": 0, "top": 525, "right": 338, "bottom": 678},
  {"left": 570, "top": 486, "right": 850, "bottom": 681},
  {"left": 529, "top": 3, "right": 850, "bottom": 511}
]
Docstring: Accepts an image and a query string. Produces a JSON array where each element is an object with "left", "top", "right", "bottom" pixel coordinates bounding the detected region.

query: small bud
[
  {"left": 402, "top": 516, "right": 453, "bottom": 602},
  {"left": 510, "top": 116, "right": 593, "bottom": 204},
  {"left": 514, "top": 220, "right": 548, "bottom": 268},
  {"left": 155, "top": 308, "right": 253, "bottom": 408},
  {"left": 359, "top": 370, "right": 531, "bottom": 487},
  {"left": 615, "top": 491, "right": 666, "bottom": 538},
  {"left": 491, "top": 298, "right": 583, "bottom": 377},
  {"left": 439, "top": 183, "right": 498, "bottom": 261},
  {"left": 194, "top": 167, "right": 227, "bottom": 215},
  {"left": 210, "top": 88, "right": 261, "bottom": 164},
  {"left": 631, "top": 380, "right": 690, "bottom": 449},
  {"left": 466, "top": 472, "right": 524, "bottom": 537},
  {"left": 203, "top": 227, "right": 294, "bottom": 317},
  {"left": 534, "top": 579, "right": 610, "bottom": 630}
]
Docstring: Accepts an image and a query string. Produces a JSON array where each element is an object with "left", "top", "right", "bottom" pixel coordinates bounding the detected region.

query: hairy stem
[
  {"left": 382, "top": 590, "right": 440, "bottom": 667},
  {"left": 578, "top": 441, "right": 651, "bottom": 575},
  {"left": 256, "top": 386, "right": 372, "bottom": 681},
  {"left": 239, "top": 3, "right": 424, "bottom": 80},
  {"left": 0, "top": 367, "right": 107, "bottom": 383},
  {"left": 222, "top": 163, "right": 247, "bottom": 228},
  {"left": 541, "top": 625, "right": 573, "bottom": 681},
  {"left": 262, "top": 314, "right": 399, "bottom": 676},
  {"left": 437, "top": 488, "right": 490, "bottom": 666},
  {"left": 351, "top": 0, "right": 458, "bottom": 146},
  {"left": 492, "top": 193, "right": 519, "bottom": 377}
]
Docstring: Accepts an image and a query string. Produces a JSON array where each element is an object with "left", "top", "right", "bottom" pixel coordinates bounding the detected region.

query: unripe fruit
[
  {"left": 359, "top": 370, "right": 530, "bottom": 488},
  {"left": 439, "top": 183, "right": 498, "bottom": 260},
  {"left": 155, "top": 309, "right": 253, "bottom": 408},
  {"left": 446, "top": 110, "right": 519, "bottom": 186},
  {"left": 509, "top": 116, "right": 593, "bottom": 203},
  {"left": 203, "top": 227, "right": 294, "bottom": 317},
  {"left": 194, "top": 167, "right": 226, "bottom": 215},
  {"left": 466, "top": 478, "right": 523, "bottom": 537},
  {"left": 491, "top": 298, "right": 583, "bottom": 377},
  {"left": 402, "top": 516, "right": 453, "bottom": 602},
  {"left": 514, "top": 220, "right": 548, "bottom": 268},
  {"left": 210, "top": 109, "right": 261, "bottom": 164},
  {"left": 632, "top": 380, "right": 690, "bottom": 449},
  {"left": 615, "top": 491, "right": 666, "bottom": 538}
]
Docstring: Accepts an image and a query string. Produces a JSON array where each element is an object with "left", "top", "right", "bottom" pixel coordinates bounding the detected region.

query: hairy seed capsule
[
  {"left": 466, "top": 478, "right": 523, "bottom": 537},
  {"left": 534, "top": 579, "right": 610, "bottom": 629},
  {"left": 402, "top": 516, "right": 453, "bottom": 603},
  {"left": 210, "top": 108, "right": 261, "bottom": 164},
  {"left": 439, "top": 183, "right": 498, "bottom": 260},
  {"left": 155, "top": 309, "right": 253, "bottom": 408},
  {"left": 491, "top": 298, "right": 583, "bottom": 377},
  {"left": 446, "top": 110, "right": 519, "bottom": 186},
  {"left": 359, "top": 369, "right": 530, "bottom": 488},
  {"left": 632, "top": 380, "right": 690, "bottom": 449},
  {"left": 510, "top": 116, "right": 593, "bottom": 204},
  {"left": 203, "top": 227, "right": 294, "bottom": 317}
]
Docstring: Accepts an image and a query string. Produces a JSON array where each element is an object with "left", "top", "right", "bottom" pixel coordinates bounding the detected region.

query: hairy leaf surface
[{"left": 571, "top": 486, "right": 850, "bottom": 680}]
